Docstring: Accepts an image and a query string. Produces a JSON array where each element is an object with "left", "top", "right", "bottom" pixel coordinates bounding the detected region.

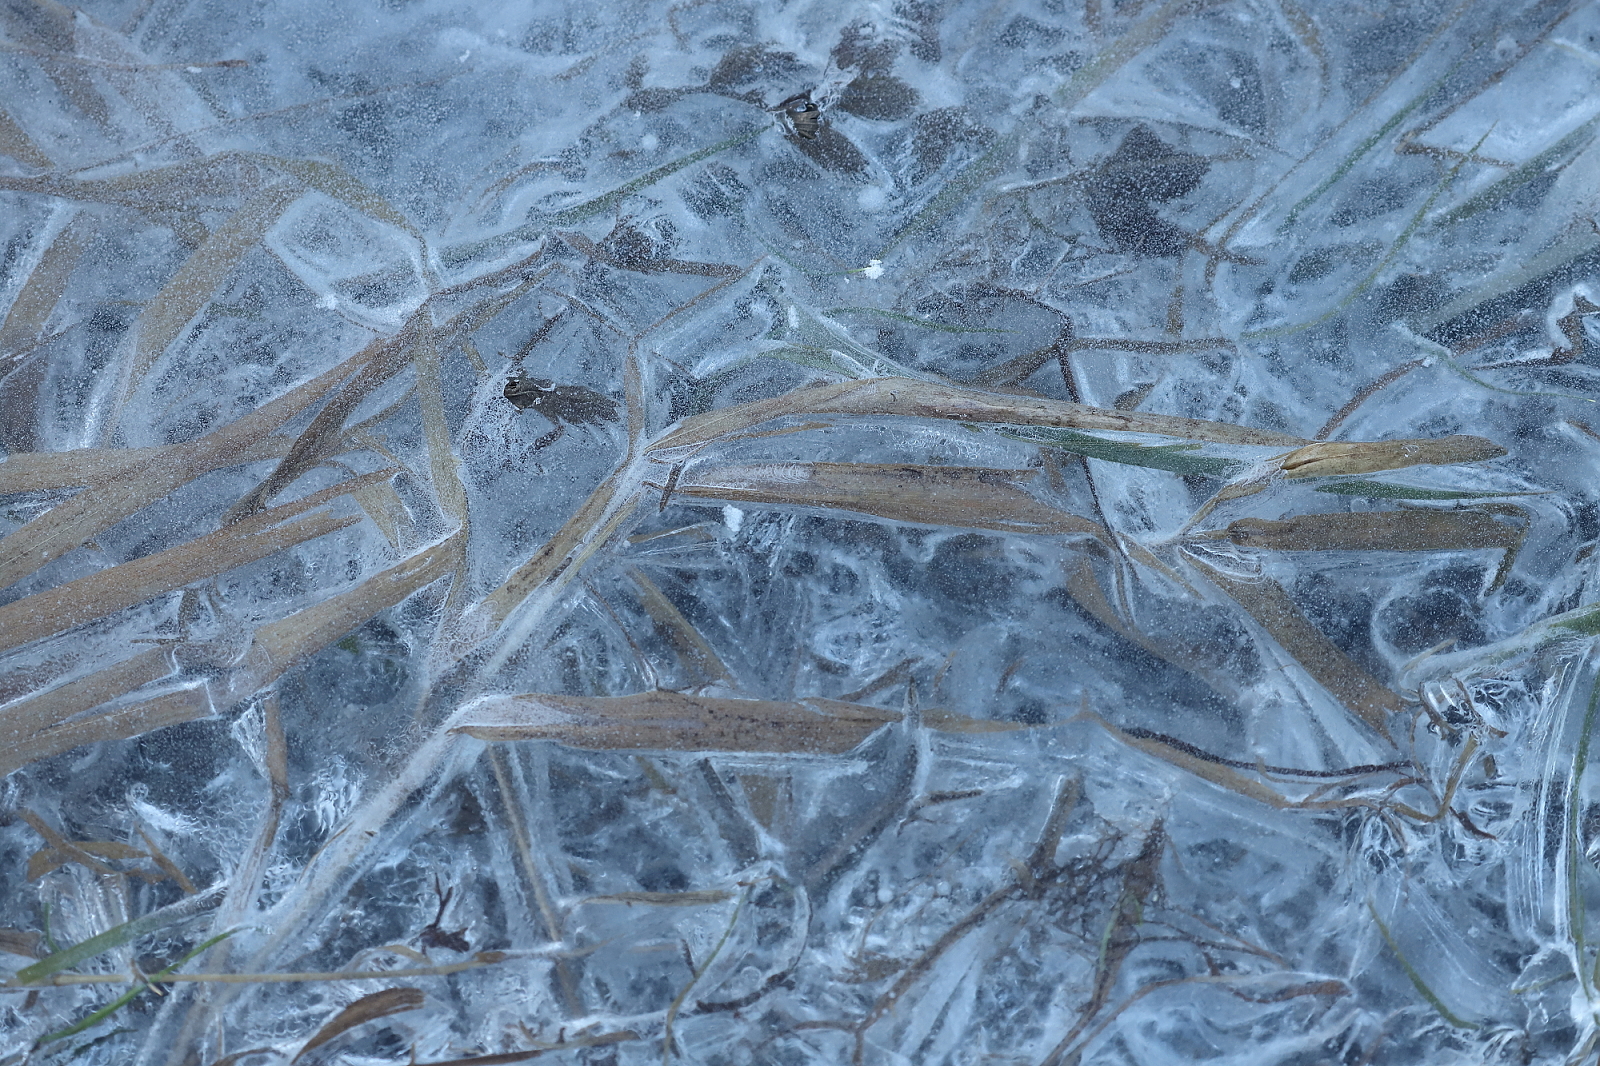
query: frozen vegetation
[{"left": 2, "top": 0, "right": 1600, "bottom": 1062}]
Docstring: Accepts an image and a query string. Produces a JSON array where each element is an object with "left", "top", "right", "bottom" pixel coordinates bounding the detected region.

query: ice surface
[{"left": 2, "top": 0, "right": 1600, "bottom": 1062}]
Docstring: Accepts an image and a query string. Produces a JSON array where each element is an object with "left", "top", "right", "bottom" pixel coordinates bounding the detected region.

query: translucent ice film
[{"left": 3, "top": 1, "right": 1600, "bottom": 1063}]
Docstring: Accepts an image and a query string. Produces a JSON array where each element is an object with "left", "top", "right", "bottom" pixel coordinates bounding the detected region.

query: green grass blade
[
  {"left": 1003, "top": 427, "right": 1244, "bottom": 477},
  {"left": 1568, "top": 677, "right": 1600, "bottom": 997},
  {"left": 1316, "top": 479, "right": 1543, "bottom": 500},
  {"left": 1367, "top": 900, "right": 1479, "bottom": 1029},
  {"left": 38, "top": 932, "right": 234, "bottom": 1045},
  {"left": 1440, "top": 112, "right": 1600, "bottom": 226},
  {"left": 15, "top": 889, "right": 223, "bottom": 985}
]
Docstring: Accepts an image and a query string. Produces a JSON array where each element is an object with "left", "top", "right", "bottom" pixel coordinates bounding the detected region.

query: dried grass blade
[
  {"left": 19, "top": 810, "right": 117, "bottom": 877},
  {"left": 405, "top": 341, "right": 454, "bottom": 529},
  {"left": 244, "top": 535, "right": 459, "bottom": 690},
  {"left": 453, "top": 690, "right": 902, "bottom": 754},
  {"left": 0, "top": 435, "right": 293, "bottom": 494},
  {"left": 473, "top": 461, "right": 645, "bottom": 642},
  {"left": 134, "top": 826, "right": 195, "bottom": 893},
  {"left": 223, "top": 334, "right": 407, "bottom": 521},
  {"left": 292, "top": 987, "right": 424, "bottom": 1062},
  {"left": 2, "top": 646, "right": 176, "bottom": 753},
  {"left": 1, "top": 687, "right": 216, "bottom": 778},
  {"left": 1189, "top": 556, "right": 1400, "bottom": 736},
  {"left": 1277, "top": 435, "right": 1505, "bottom": 478},
  {"left": 0, "top": 471, "right": 389, "bottom": 655},
  {"left": 650, "top": 377, "right": 1307, "bottom": 454},
  {"left": 0, "top": 107, "right": 52, "bottom": 169},
  {"left": 625, "top": 566, "right": 734, "bottom": 688},
  {"left": 1224, "top": 508, "right": 1526, "bottom": 589},
  {"left": 350, "top": 477, "right": 410, "bottom": 549},
  {"left": 1081, "top": 710, "right": 1290, "bottom": 807},
  {"left": 1218, "top": 510, "right": 1523, "bottom": 579},
  {"left": 250, "top": 154, "right": 423, "bottom": 240},
  {"left": 0, "top": 348, "right": 368, "bottom": 590},
  {"left": 0, "top": 213, "right": 93, "bottom": 371},
  {"left": 130, "top": 181, "right": 304, "bottom": 387},
  {"left": 674, "top": 462, "right": 1109, "bottom": 538}
]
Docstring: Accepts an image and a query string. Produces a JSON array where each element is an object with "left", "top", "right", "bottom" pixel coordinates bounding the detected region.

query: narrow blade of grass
[
  {"left": 674, "top": 461, "right": 1109, "bottom": 538},
  {"left": 1190, "top": 556, "right": 1401, "bottom": 737},
  {"left": 1367, "top": 900, "right": 1479, "bottom": 1029},
  {"left": 650, "top": 377, "right": 1309, "bottom": 454},
  {"left": 625, "top": 566, "right": 735, "bottom": 688},
  {"left": 0, "top": 106, "right": 52, "bottom": 169},
  {"left": 1003, "top": 427, "right": 1243, "bottom": 477},
  {"left": 2, "top": 646, "right": 178, "bottom": 759},
  {"left": 1440, "top": 111, "right": 1600, "bottom": 226},
  {"left": 0, "top": 435, "right": 293, "bottom": 494},
  {"left": 547, "top": 125, "right": 766, "bottom": 226},
  {"left": 0, "top": 213, "right": 94, "bottom": 373},
  {"left": 0, "top": 470, "right": 393, "bottom": 656},
  {"left": 0, "top": 346, "right": 369, "bottom": 591},
  {"left": 13, "top": 885, "right": 225, "bottom": 985},
  {"left": 130, "top": 181, "right": 304, "bottom": 387},
  {"left": 452, "top": 690, "right": 902, "bottom": 755},
  {"left": 37, "top": 932, "right": 235, "bottom": 1045},
  {"left": 1316, "top": 479, "right": 1539, "bottom": 500},
  {"left": 1277, "top": 435, "right": 1505, "bottom": 478},
  {"left": 1, "top": 688, "right": 215, "bottom": 778},
  {"left": 293, "top": 987, "right": 424, "bottom": 1062}
]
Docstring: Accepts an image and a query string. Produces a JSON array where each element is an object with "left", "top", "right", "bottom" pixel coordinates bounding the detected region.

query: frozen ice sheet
[{"left": 2, "top": 0, "right": 1600, "bottom": 1063}]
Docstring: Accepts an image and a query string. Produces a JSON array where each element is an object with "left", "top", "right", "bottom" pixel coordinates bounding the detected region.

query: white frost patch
[{"left": 722, "top": 505, "right": 745, "bottom": 532}]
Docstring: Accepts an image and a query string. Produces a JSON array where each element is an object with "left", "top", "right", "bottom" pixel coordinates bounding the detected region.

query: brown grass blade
[
  {"left": 1, "top": 645, "right": 176, "bottom": 749},
  {"left": 650, "top": 377, "right": 1307, "bottom": 454},
  {"left": 0, "top": 688, "right": 215, "bottom": 778},
  {"left": 28, "top": 841, "right": 146, "bottom": 881},
  {"left": 1212, "top": 509, "right": 1525, "bottom": 587},
  {"left": 292, "top": 987, "right": 424, "bottom": 1062},
  {"left": 0, "top": 470, "right": 393, "bottom": 656},
  {"left": 0, "top": 107, "right": 52, "bottom": 169},
  {"left": 349, "top": 477, "right": 410, "bottom": 549},
  {"left": 1277, "top": 435, "right": 1505, "bottom": 478},
  {"left": 453, "top": 690, "right": 903, "bottom": 754},
  {"left": 238, "top": 536, "right": 459, "bottom": 696},
  {"left": 625, "top": 566, "right": 735, "bottom": 688},
  {"left": 674, "top": 462, "right": 1109, "bottom": 538},
  {"left": 581, "top": 890, "right": 736, "bottom": 906},
  {"left": 250, "top": 154, "right": 423, "bottom": 241},
  {"left": 1189, "top": 556, "right": 1400, "bottom": 737},
  {"left": 223, "top": 330, "right": 416, "bottom": 522},
  {"left": 0, "top": 348, "right": 369, "bottom": 590},
  {"left": 130, "top": 181, "right": 304, "bottom": 387},
  {"left": 0, "top": 435, "right": 294, "bottom": 494},
  {"left": 0, "top": 213, "right": 93, "bottom": 371},
  {"left": 919, "top": 708, "right": 1028, "bottom": 734}
]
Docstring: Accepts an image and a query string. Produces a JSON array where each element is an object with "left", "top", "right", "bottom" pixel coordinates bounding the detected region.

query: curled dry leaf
[
  {"left": 1276, "top": 435, "right": 1506, "bottom": 479},
  {"left": 674, "top": 462, "right": 1108, "bottom": 538},
  {"left": 292, "top": 987, "right": 424, "bottom": 1062}
]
